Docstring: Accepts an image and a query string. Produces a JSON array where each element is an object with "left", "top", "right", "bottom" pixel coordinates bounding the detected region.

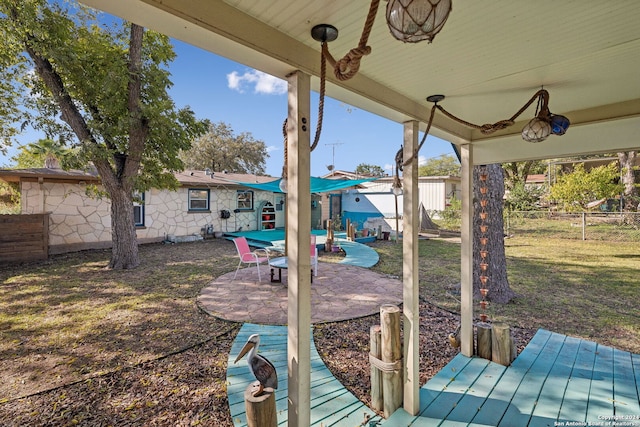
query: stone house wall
[{"left": 19, "top": 181, "right": 276, "bottom": 254}]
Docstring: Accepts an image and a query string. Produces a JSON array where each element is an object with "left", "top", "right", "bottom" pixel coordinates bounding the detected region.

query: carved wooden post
[
  {"left": 491, "top": 322, "right": 513, "bottom": 366},
  {"left": 380, "top": 304, "right": 402, "bottom": 417},
  {"left": 477, "top": 322, "right": 492, "bottom": 360},
  {"left": 244, "top": 382, "right": 277, "bottom": 427},
  {"left": 370, "top": 325, "right": 383, "bottom": 411}
]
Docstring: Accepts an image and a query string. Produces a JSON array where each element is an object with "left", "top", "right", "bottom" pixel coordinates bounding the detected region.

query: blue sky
[{"left": 1, "top": 37, "right": 456, "bottom": 177}]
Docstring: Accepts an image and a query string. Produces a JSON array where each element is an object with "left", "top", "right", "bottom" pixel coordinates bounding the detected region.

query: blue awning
[{"left": 229, "top": 176, "right": 377, "bottom": 193}]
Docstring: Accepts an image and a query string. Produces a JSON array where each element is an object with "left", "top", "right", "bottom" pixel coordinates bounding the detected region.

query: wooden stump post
[
  {"left": 380, "top": 304, "right": 402, "bottom": 418},
  {"left": 244, "top": 381, "right": 277, "bottom": 427},
  {"left": 476, "top": 322, "right": 492, "bottom": 360},
  {"left": 370, "top": 325, "right": 383, "bottom": 411},
  {"left": 491, "top": 322, "right": 513, "bottom": 366}
]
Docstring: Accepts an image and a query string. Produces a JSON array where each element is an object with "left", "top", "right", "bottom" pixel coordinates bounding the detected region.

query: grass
[
  {"left": 370, "top": 236, "right": 640, "bottom": 353},
  {"left": 0, "top": 235, "right": 638, "bottom": 424},
  {"left": 0, "top": 240, "right": 242, "bottom": 425}
]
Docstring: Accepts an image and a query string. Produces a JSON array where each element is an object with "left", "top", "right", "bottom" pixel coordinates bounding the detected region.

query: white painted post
[
  {"left": 460, "top": 144, "right": 474, "bottom": 357},
  {"left": 402, "top": 121, "right": 420, "bottom": 415},
  {"left": 286, "top": 70, "right": 312, "bottom": 427}
]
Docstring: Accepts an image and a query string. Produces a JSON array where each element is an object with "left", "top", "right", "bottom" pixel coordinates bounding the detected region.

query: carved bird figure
[{"left": 234, "top": 333, "right": 278, "bottom": 396}]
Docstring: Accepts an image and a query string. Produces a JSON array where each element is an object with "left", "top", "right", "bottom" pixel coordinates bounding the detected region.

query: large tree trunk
[
  {"left": 473, "top": 164, "right": 516, "bottom": 304},
  {"left": 618, "top": 151, "right": 638, "bottom": 211},
  {"left": 107, "top": 183, "right": 139, "bottom": 269}
]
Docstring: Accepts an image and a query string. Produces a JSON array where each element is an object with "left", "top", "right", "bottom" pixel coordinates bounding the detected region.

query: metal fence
[
  {"left": 431, "top": 210, "right": 640, "bottom": 243},
  {"left": 505, "top": 211, "right": 640, "bottom": 242}
]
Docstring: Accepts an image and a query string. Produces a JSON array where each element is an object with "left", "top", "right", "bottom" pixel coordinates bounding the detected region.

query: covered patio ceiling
[
  {"left": 79, "top": 0, "right": 640, "bottom": 423},
  {"left": 82, "top": 0, "right": 640, "bottom": 163}
]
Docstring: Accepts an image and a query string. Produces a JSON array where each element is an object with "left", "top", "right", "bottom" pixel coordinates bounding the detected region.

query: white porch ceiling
[{"left": 81, "top": 0, "right": 640, "bottom": 164}]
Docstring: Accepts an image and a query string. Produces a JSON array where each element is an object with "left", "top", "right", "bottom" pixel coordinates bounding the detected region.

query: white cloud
[
  {"left": 227, "top": 70, "right": 287, "bottom": 95},
  {"left": 384, "top": 163, "right": 393, "bottom": 171},
  {"left": 418, "top": 155, "right": 427, "bottom": 166},
  {"left": 266, "top": 145, "right": 280, "bottom": 153}
]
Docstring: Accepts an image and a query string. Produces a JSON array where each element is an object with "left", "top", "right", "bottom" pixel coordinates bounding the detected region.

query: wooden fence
[{"left": 0, "top": 214, "right": 49, "bottom": 264}]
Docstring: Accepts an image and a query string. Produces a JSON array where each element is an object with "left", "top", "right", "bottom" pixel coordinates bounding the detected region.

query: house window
[
  {"left": 189, "top": 189, "right": 210, "bottom": 211},
  {"left": 236, "top": 190, "right": 254, "bottom": 211},
  {"left": 133, "top": 192, "right": 145, "bottom": 227}
]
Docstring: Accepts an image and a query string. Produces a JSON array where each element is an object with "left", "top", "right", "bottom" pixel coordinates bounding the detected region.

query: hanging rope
[
  {"left": 323, "top": 0, "right": 380, "bottom": 81},
  {"left": 281, "top": 0, "right": 381, "bottom": 175},
  {"left": 398, "top": 89, "right": 550, "bottom": 170},
  {"left": 281, "top": 118, "right": 289, "bottom": 181},
  {"left": 399, "top": 103, "right": 438, "bottom": 169},
  {"left": 310, "top": 43, "right": 328, "bottom": 152},
  {"left": 281, "top": 41, "right": 330, "bottom": 180},
  {"left": 434, "top": 89, "right": 548, "bottom": 135}
]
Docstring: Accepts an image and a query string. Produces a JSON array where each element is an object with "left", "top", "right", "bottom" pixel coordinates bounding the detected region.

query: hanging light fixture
[
  {"left": 550, "top": 114, "right": 571, "bottom": 136},
  {"left": 520, "top": 89, "right": 570, "bottom": 143},
  {"left": 386, "top": 0, "right": 452, "bottom": 43},
  {"left": 521, "top": 117, "right": 552, "bottom": 143},
  {"left": 521, "top": 90, "right": 552, "bottom": 143}
]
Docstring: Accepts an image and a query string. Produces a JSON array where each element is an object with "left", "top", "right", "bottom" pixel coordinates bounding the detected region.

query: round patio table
[{"left": 268, "top": 257, "right": 313, "bottom": 283}]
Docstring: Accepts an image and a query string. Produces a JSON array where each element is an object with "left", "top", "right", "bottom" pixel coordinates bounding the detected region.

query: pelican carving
[{"left": 234, "top": 334, "right": 278, "bottom": 397}]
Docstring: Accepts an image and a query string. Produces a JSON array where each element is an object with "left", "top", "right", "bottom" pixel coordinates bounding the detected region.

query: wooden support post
[
  {"left": 491, "top": 322, "right": 513, "bottom": 366},
  {"left": 244, "top": 382, "right": 277, "bottom": 427},
  {"left": 477, "top": 322, "right": 492, "bottom": 360},
  {"left": 380, "top": 304, "right": 402, "bottom": 418},
  {"left": 286, "top": 70, "right": 312, "bottom": 427},
  {"left": 370, "top": 325, "right": 383, "bottom": 411}
]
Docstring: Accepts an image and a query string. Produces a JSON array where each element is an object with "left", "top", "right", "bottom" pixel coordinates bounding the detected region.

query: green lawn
[{"left": 371, "top": 236, "right": 639, "bottom": 353}]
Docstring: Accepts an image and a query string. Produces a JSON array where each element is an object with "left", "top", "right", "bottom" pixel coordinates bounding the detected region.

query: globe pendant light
[
  {"left": 386, "top": 0, "right": 452, "bottom": 43},
  {"left": 550, "top": 114, "right": 570, "bottom": 135},
  {"left": 521, "top": 117, "right": 552, "bottom": 143}
]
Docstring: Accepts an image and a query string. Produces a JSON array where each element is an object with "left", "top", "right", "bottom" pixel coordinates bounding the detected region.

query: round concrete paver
[{"left": 198, "top": 262, "right": 402, "bottom": 325}]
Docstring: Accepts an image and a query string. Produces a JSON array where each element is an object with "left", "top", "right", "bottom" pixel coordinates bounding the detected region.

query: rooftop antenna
[{"left": 325, "top": 142, "right": 344, "bottom": 175}]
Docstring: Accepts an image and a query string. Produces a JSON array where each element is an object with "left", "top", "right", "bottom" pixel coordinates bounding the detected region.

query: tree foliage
[
  {"left": 502, "top": 160, "right": 546, "bottom": 191},
  {"left": 354, "top": 163, "right": 385, "bottom": 177},
  {"left": 418, "top": 154, "right": 460, "bottom": 176},
  {"left": 0, "top": 0, "right": 208, "bottom": 268},
  {"left": 504, "top": 181, "right": 546, "bottom": 212},
  {"left": 549, "top": 163, "right": 623, "bottom": 211},
  {"left": 179, "top": 121, "right": 267, "bottom": 174},
  {"left": 12, "top": 137, "right": 78, "bottom": 169}
]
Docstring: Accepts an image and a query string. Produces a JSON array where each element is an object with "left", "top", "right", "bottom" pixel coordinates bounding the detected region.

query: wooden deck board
[
  {"left": 612, "top": 348, "right": 640, "bottom": 417},
  {"left": 384, "top": 329, "right": 640, "bottom": 427},
  {"left": 421, "top": 357, "right": 494, "bottom": 421},
  {"left": 500, "top": 332, "right": 567, "bottom": 426},
  {"left": 528, "top": 335, "right": 581, "bottom": 427},
  {"left": 557, "top": 339, "right": 598, "bottom": 423},
  {"left": 467, "top": 330, "right": 552, "bottom": 427},
  {"left": 228, "top": 323, "right": 376, "bottom": 426},
  {"left": 443, "top": 360, "right": 506, "bottom": 425},
  {"left": 586, "top": 344, "right": 615, "bottom": 423},
  {"left": 416, "top": 354, "right": 475, "bottom": 413}
]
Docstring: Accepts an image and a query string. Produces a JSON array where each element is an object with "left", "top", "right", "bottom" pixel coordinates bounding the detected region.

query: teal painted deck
[
  {"left": 384, "top": 329, "right": 640, "bottom": 426},
  {"left": 227, "top": 323, "right": 376, "bottom": 426},
  {"left": 225, "top": 229, "right": 380, "bottom": 268}
]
